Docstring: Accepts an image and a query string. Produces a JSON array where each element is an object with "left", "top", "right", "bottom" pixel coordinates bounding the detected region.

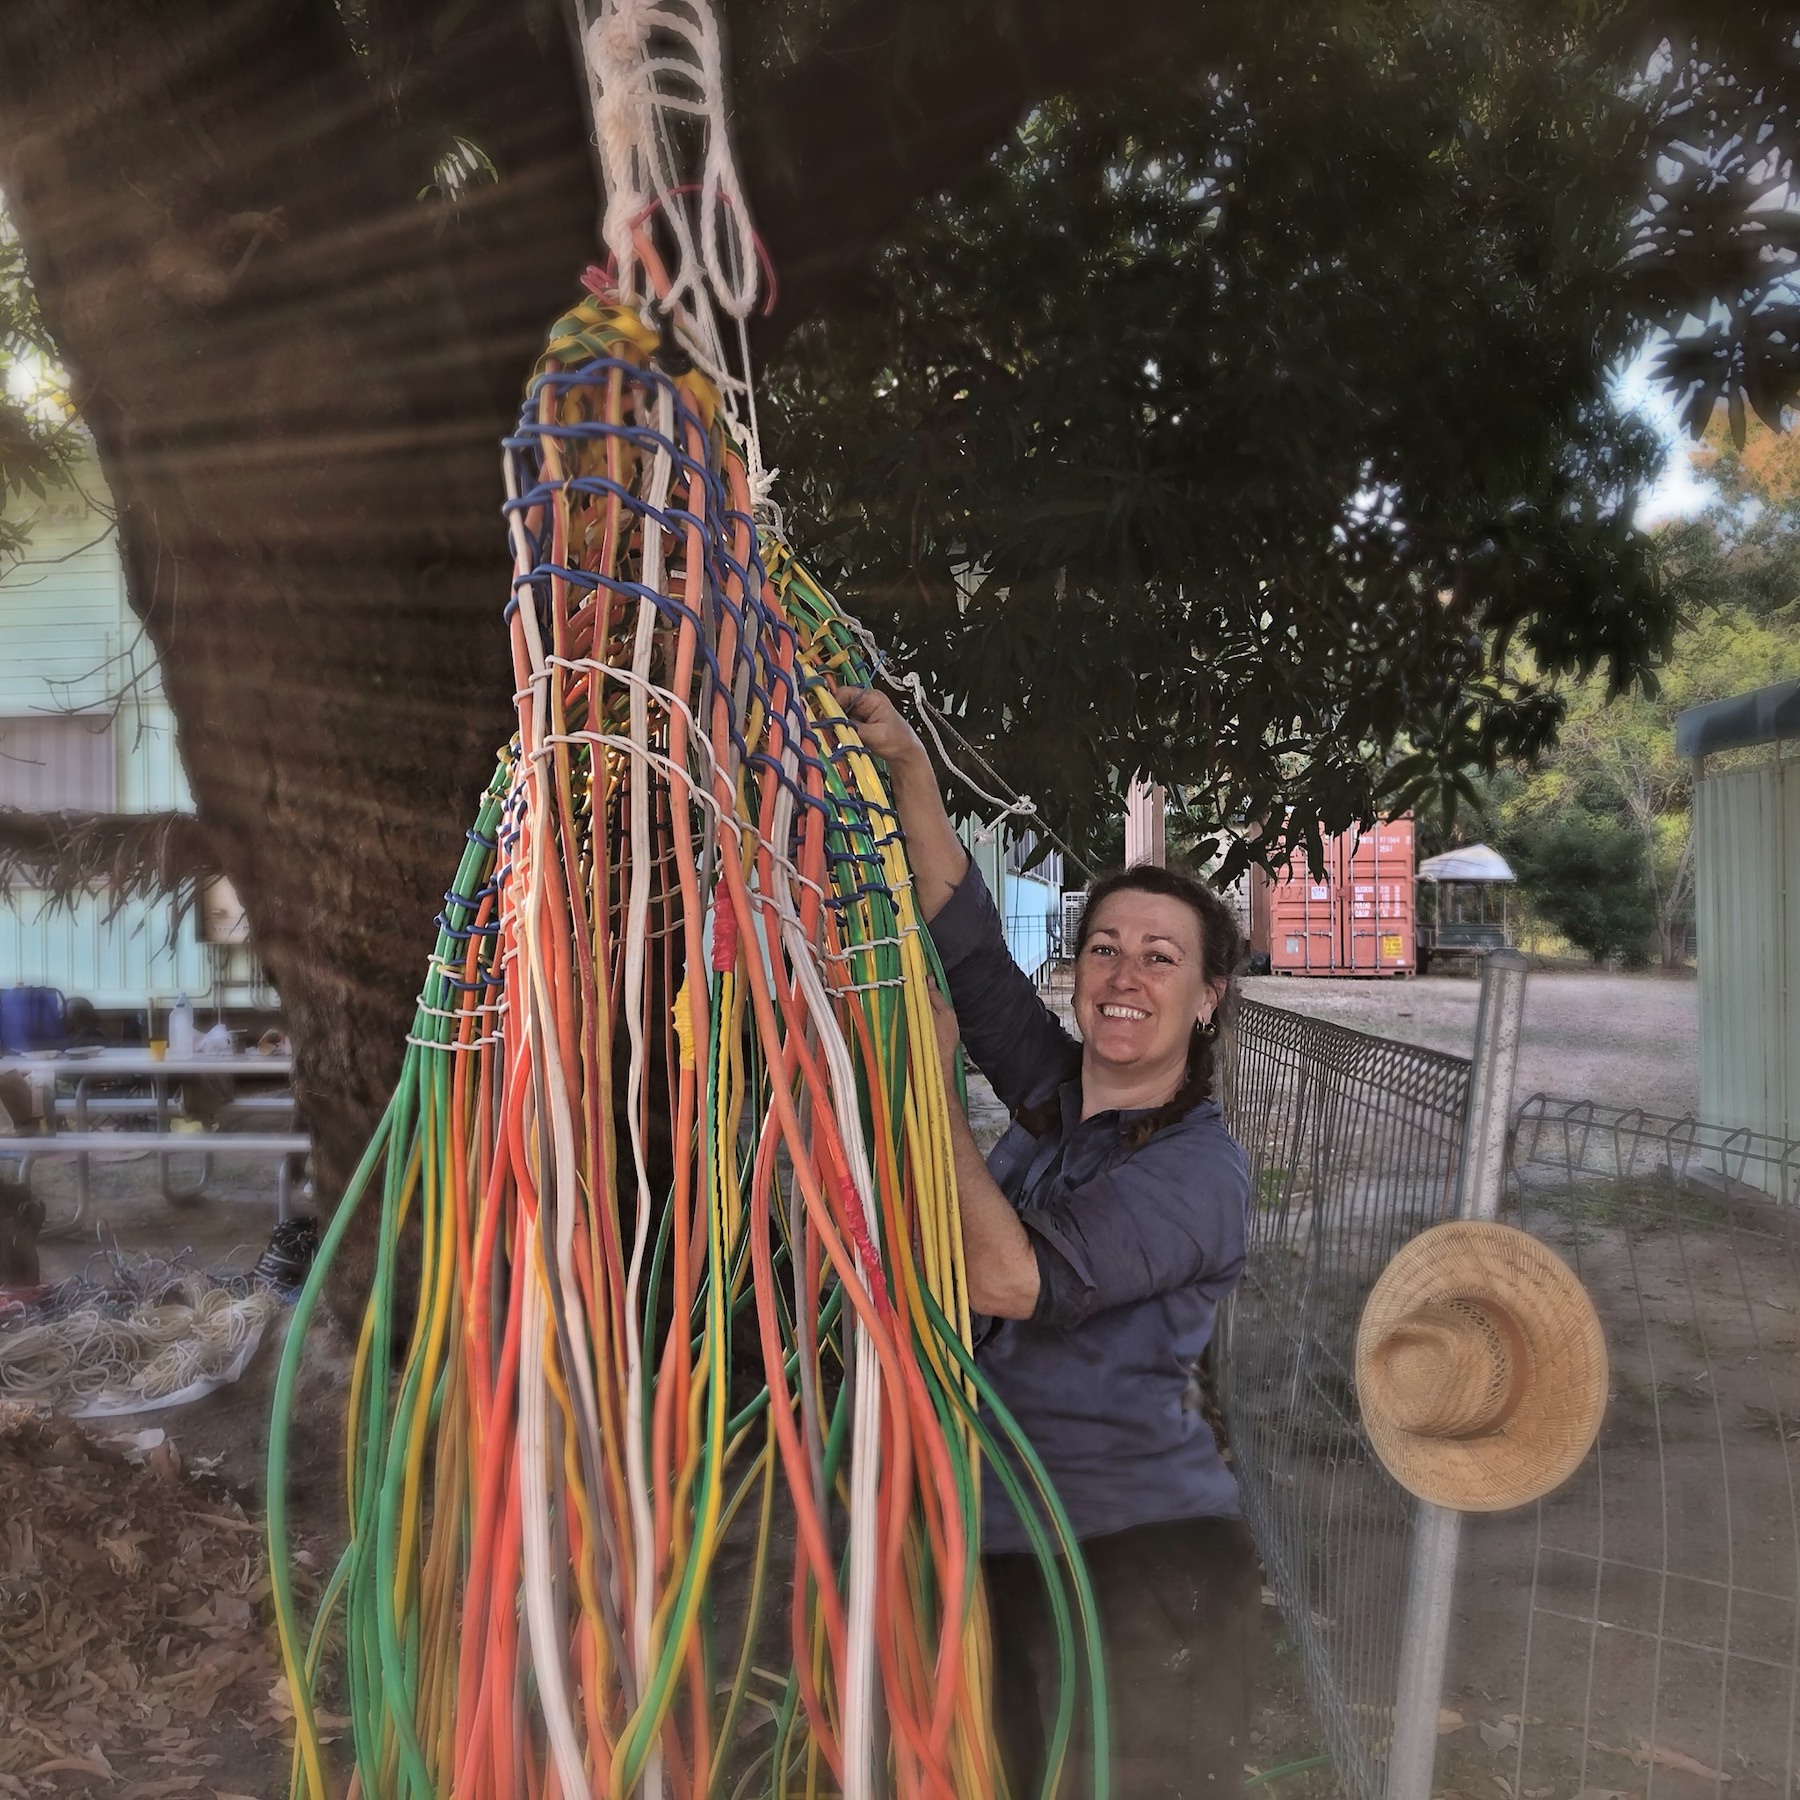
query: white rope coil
[
  {"left": 576, "top": 0, "right": 764, "bottom": 475},
  {"left": 0, "top": 1273, "right": 275, "bottom": 1417}
]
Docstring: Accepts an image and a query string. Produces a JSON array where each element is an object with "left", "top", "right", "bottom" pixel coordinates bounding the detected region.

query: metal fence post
[{"left": 1384, "top": 950, "right": 1529, "bottom": 1800}]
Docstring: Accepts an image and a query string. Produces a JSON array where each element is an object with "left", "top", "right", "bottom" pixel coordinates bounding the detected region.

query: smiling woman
[{"left": 838, "top": 683, "right": 1258, "bottom": 1800}]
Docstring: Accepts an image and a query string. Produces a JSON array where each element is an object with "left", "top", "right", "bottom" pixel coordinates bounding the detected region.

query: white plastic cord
[
  {"left": 531, "top": 8, "right": 995, "bottom": 1786},
  {"left": 754, "top": 720, "right": 883, "bottom": 1800},
  {"left": 616, "top": 379, "right": 677, "bottom": 1800},
  {"left": 832, "top": 606, "right": 1047, "bottom": 832},
  {"left": 507, "top": 419, "right": 595, "bottom": 1792},
  {"left": 574, "top": 0, "right": 765, "bottom": 478}
]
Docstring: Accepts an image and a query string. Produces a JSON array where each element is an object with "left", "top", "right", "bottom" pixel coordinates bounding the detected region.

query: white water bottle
[{"left": 169, "top": 994, "right": 195, "bottom": 1059}]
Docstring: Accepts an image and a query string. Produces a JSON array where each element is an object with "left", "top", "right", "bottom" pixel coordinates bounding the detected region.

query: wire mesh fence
[
  {"left": 1223, "top": 999, "right": 1475, "bottom": 1800},
  {"left": 1003, "top": 912, "right": 1067, "bottom": 982},
  {"left": 1224, "top": 1002, "right": 1800, "bottom": 1800},
  {"left": 1425, "top": 1098, "right": 1800, "bottom": 1800}
]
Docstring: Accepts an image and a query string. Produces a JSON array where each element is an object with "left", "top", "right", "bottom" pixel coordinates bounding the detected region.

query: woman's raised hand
[
  {"left": 830, "top": 680, "right": 970, "bottom": 921},
  {"left": 833, "top": 683, "right": 927, "bottom": 769}
]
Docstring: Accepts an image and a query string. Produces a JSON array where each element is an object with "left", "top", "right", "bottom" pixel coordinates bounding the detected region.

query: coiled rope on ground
[{"left": 0, "top": 1262, "right": 275, "bottom": 1414}]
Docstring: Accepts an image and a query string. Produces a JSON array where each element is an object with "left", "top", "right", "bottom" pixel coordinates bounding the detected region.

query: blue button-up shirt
[{"left": 929, "top": 865, "right": 1251, "bottom": 1553}]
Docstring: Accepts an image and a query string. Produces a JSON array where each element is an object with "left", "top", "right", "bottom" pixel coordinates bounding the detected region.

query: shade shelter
[{"left": 1416, "top": 843, "right": 1515, "bottom": 970}]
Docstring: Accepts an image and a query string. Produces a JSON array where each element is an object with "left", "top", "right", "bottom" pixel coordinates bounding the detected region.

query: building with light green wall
[
  {"left": 956, "top": 817, "right": 1065, "bottom": 975},
  {"left": 0, "top": 459, "right": 273, "bottom": 1013},
  {"left": 1680, "top": 680, "right": 1798, "bottom": 1180}
]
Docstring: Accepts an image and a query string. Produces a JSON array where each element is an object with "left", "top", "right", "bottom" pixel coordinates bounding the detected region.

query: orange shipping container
[{"left": 1253, "top": 817, "right": 1416, "bottom": 977}]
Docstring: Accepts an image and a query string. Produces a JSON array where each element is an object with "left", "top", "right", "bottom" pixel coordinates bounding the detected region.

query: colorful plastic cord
[{"left": 266, "top": 295, "right": 1107, "bottom": 1800}]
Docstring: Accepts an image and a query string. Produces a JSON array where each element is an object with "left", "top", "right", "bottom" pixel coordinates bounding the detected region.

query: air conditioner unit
[
  {"left": 1059, "top": 889, "right": 1086, "bottom": 957},
  {"left": 200, "top": 876, "right": 252, "bottom": 946}
]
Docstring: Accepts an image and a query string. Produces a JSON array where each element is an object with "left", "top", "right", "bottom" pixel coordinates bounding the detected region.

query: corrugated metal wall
[
  {"left": 0, "top": 894, "right": 218, "bottom": 1007},
  {"left": 1695, "top": 751, "right": 1797, "bottom": 1150},
  {"left": 0, "top": 463, "right": 270, "bottom": 1010}
]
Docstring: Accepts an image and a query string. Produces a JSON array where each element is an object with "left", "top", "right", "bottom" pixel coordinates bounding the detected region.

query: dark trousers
[{"left": 985, "top": 1516, "right": 1260, "bottom": 1799}]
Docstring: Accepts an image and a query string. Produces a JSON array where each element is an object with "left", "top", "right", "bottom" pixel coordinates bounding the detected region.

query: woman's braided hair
[{"left": 1075, "top": 863, "right": 1245, "bottom": 1148}]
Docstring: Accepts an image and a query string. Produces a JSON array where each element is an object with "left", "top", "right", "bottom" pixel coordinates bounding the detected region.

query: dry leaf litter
[{"left": 0, "top": 1402, "right": 314, "bottom": 1796}]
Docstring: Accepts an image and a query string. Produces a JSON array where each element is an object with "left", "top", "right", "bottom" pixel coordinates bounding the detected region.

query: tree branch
[{"left": 733, "top": 0, "right": 1237, "bottom": 338}]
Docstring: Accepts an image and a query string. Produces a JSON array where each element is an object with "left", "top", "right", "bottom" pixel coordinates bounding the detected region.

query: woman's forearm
[
  {"left": 888, "top": 750, "right": 969, "bottom": 921},
  {"left": 835, "top": 687, "right": 969, "bottom": 920},
  {"left": 945, "top": 1096, "right": 1041, "bottom": 1320}
]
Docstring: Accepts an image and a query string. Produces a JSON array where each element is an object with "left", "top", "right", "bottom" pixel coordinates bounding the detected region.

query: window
[{"left": 0, "top": 714, "right": 117, "bottom": 810}]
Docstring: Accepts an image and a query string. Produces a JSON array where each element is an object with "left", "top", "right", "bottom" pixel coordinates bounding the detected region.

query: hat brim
[{"left": 1355, "top": 1221, "right": 1608, "bottom": 1512}]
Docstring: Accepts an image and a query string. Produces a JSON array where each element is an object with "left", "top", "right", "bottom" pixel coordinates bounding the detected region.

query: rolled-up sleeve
[
  {"left": 927, "top": 863, "right": 1078, "bottom": 1113},
  {"left": 1022, "top": 1122, "right": 1250, "bottom": 1329}
]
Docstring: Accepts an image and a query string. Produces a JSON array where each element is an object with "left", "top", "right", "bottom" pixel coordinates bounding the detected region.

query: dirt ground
[
  {"left": 1231, "top": 1174, "right": 1800, "bottom": 1800},
  {"left": 2, "top": 1154, "right": 345, "bottom": 1798},
  {"left": 1241, "top": 967, "right": 1702, "bottom": 1119},
  {"left": 1431, "top": 1179, "right": 1800, "bottom": 1800}
]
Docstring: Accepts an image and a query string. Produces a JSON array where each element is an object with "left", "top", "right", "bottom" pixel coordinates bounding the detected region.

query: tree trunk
[{"left": 1661, "top": 825, "right": 1696, "bottom": 970}]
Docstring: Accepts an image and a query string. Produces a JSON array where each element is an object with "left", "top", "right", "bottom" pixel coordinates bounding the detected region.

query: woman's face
[{"left": 1072, "top": 889, "right": 1220, "bottom": 1093}]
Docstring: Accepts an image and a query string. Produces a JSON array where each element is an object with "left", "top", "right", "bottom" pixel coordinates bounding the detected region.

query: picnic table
[{"left": 0, "top": 1047, "right": 309, "bottom": 1231}]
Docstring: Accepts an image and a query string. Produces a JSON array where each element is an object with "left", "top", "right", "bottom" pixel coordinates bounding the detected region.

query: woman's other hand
[
  {"left": 834, "top": 683, "right": 927, "bottom": 770},
  {"left": 928, "top": 986, "right": 961, "bottom": 1071}
]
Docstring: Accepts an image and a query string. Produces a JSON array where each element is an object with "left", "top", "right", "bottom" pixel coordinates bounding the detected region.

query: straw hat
[{"left": 1355, "top": 1221, "right": 1607, "bottom": 1512}]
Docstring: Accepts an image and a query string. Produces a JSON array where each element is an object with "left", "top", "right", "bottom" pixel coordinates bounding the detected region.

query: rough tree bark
[
  {"left": 0, "top": 0, "right": 1203, "bottom": 1307},
  {"left": 0, "top": 2, "right": 594, "bottom": 1260}
]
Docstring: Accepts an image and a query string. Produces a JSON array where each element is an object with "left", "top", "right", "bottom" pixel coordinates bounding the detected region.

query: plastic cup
[{"left": 149, "top": 1039, "right": 167, "bottom": 1062}]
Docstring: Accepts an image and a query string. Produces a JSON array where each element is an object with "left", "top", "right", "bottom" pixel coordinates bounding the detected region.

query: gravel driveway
[{"left": 1240, "top": 966, "right": 1700, "bottom": 1118}]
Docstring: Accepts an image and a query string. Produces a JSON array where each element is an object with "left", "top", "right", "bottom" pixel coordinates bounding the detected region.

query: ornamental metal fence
[{"left": 1223, "top": 998, "right": 1800, "bottom": 1800}]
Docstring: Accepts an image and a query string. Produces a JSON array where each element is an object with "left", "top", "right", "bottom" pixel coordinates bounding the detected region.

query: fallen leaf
[
  {"left": 1639, "top": 1743, "right": 1731, "bottom": 1783},
  {"left": 1524, "top": 1789, "right": 1554, "bottom": 1798},
  {"left": 29, "top": 1754, "right": 113, "bottom": 1779},
  {"left": 1440, "top": 1709, "right": 1468, "bottom": 1735},
  {"left": 211, "top": 1792, "right": 260, "bottom": 1800},
  {"left": 264, "top": 1675, "right": 295, "bottom": 1724},
  {"left": 1572, "top": 1789, "right": 1638, "bottom": 1800},
  {"left": 1492, "top": 1777, "right": 1516, "bottom": 1799},
  {"left": 101, "top": 1528, "right": 149, "bottom": 1576},
  {"left": 1480, "top": 1720, "right": 1521, "bottom": 1754}
]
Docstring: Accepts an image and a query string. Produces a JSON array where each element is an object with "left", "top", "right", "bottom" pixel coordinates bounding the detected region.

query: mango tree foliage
[{"left": 766, "top": 11, "right": 1677, "bottom": 873}]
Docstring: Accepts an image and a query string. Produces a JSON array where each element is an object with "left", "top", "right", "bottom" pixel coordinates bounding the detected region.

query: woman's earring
[{"left": 1199, "top": 1013, "right": 1220, "bottom": 1042}]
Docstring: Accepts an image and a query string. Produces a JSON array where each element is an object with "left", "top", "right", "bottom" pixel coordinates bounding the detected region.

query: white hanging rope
[
  {"left": 571, "top": 0, "right": 1061, "bottom": 846},
  {"left": 573, "top": 0, "right": 765, "bottom": 483}
]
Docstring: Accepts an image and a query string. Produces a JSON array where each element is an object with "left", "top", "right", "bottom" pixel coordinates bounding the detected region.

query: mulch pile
[{"left": 0, "top": 1404, "right": 308, "bottom": 1797}]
